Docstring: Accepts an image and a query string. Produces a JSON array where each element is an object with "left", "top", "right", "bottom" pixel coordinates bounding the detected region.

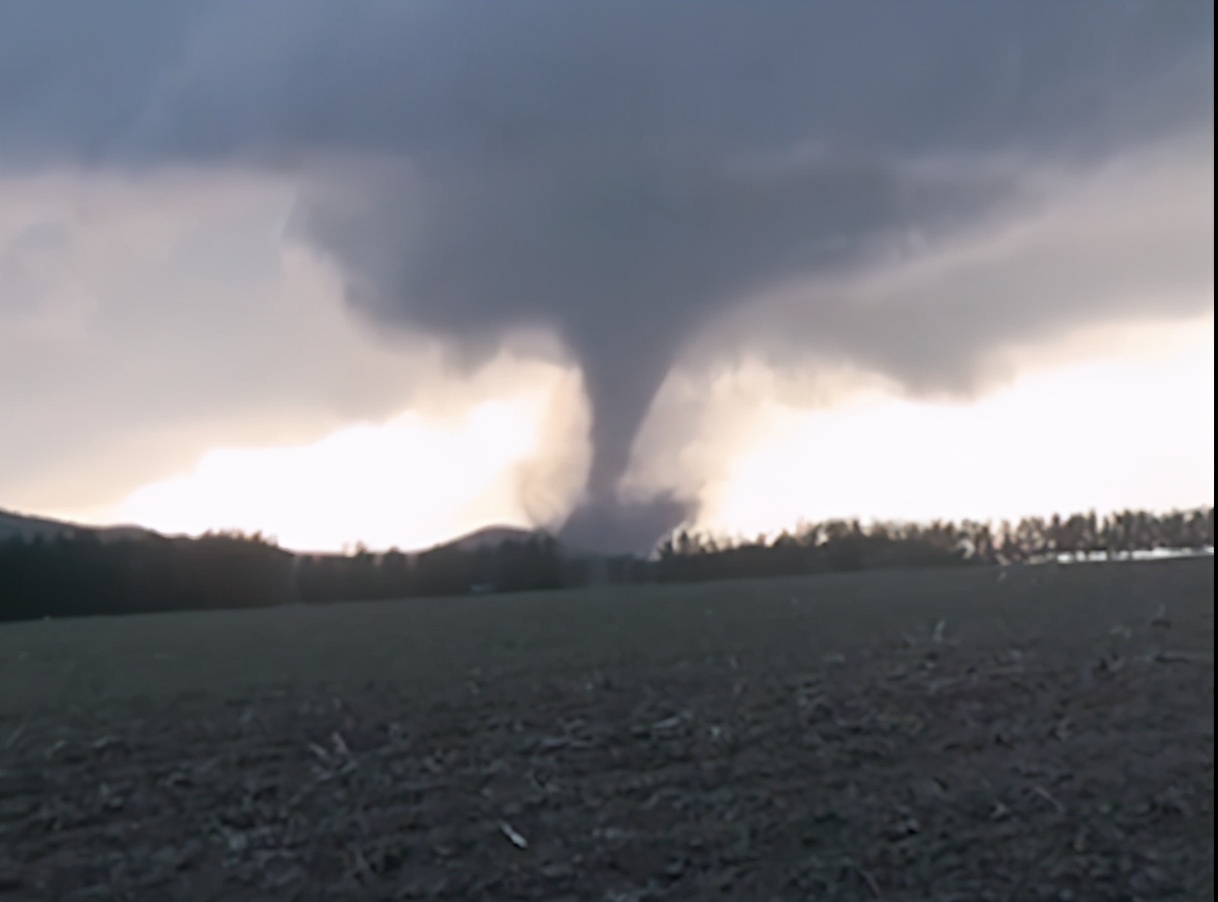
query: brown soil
[{"left": 1, "top": 559, "right": 1213, "bottom": 901}]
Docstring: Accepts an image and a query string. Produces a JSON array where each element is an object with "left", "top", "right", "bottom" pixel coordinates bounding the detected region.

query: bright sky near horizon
[
  {"left": 92, "top": 313, "right": 1216, "bottom": 553},
  {"left": 22, "top": 296, "right": 1216, "bottom": 553}
]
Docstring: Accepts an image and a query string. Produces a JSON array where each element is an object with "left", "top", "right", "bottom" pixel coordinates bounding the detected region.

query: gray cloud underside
[{"left": 1, "top": 1, "right": 1213, "bottom": 550}]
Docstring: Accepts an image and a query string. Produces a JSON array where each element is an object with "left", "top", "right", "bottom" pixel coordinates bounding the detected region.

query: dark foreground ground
[{"left": 0, "top": 559, "right": 1213, "bottom": 901}]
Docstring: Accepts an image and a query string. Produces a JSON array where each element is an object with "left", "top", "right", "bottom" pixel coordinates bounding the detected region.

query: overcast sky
[{"left": 0, "top": 2, "right": 1213, "bottom": 552}]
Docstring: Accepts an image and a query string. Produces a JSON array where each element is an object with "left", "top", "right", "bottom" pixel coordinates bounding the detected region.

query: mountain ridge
[{"left": 0, "top": 508, "right": 565, "bottom": 557}]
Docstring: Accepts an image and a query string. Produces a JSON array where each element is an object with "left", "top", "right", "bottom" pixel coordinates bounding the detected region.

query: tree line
[
  {"left": 0, "top": 529, "right": 569, "bottom": 621},
  {"left": 651, "top": 507, "right": 1213, "bottom": 583},
  {"left": 0, "top": 507, "right": 1211, "bottom": 622}
]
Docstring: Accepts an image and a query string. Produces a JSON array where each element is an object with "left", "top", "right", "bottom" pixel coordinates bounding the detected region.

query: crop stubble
[{"left": 0, "top": 559, "right": 1213, "bottom": 900}]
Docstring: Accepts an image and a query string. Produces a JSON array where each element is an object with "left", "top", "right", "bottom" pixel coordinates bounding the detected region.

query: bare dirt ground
[{"left": 1, "top": 559, "right": 1213, "bottom": 901}]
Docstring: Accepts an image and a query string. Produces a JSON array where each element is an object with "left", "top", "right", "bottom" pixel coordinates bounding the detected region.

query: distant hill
[
  {"left": 0, "top": 508, "right": 160, "bottom": 545},
  {"left": 295, "top": 525, "right": 548, "bottom": 561},
  {"left": 435, "top": 524, "right": 612, "bottom": 559},
  {"left": 0, "top": 508, "right": 563, "bottom": 559},
  {"left": 435, "top": 524, "right": 545, "bottom": 553}
]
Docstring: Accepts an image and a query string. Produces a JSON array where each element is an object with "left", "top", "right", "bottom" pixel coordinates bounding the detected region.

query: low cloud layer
[{"left": 1, "top": 1, "right": 1213, "bottom": 551}]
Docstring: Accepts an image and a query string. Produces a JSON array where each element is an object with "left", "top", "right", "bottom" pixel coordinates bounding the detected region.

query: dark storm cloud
[{"left": 0, "top": 1, "right": 1212, "bottom": 550}]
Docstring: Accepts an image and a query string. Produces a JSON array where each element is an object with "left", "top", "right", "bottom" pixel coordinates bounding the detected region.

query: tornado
[{"left": 0, "top": 1, "right": 1210, "bottom": 554}]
